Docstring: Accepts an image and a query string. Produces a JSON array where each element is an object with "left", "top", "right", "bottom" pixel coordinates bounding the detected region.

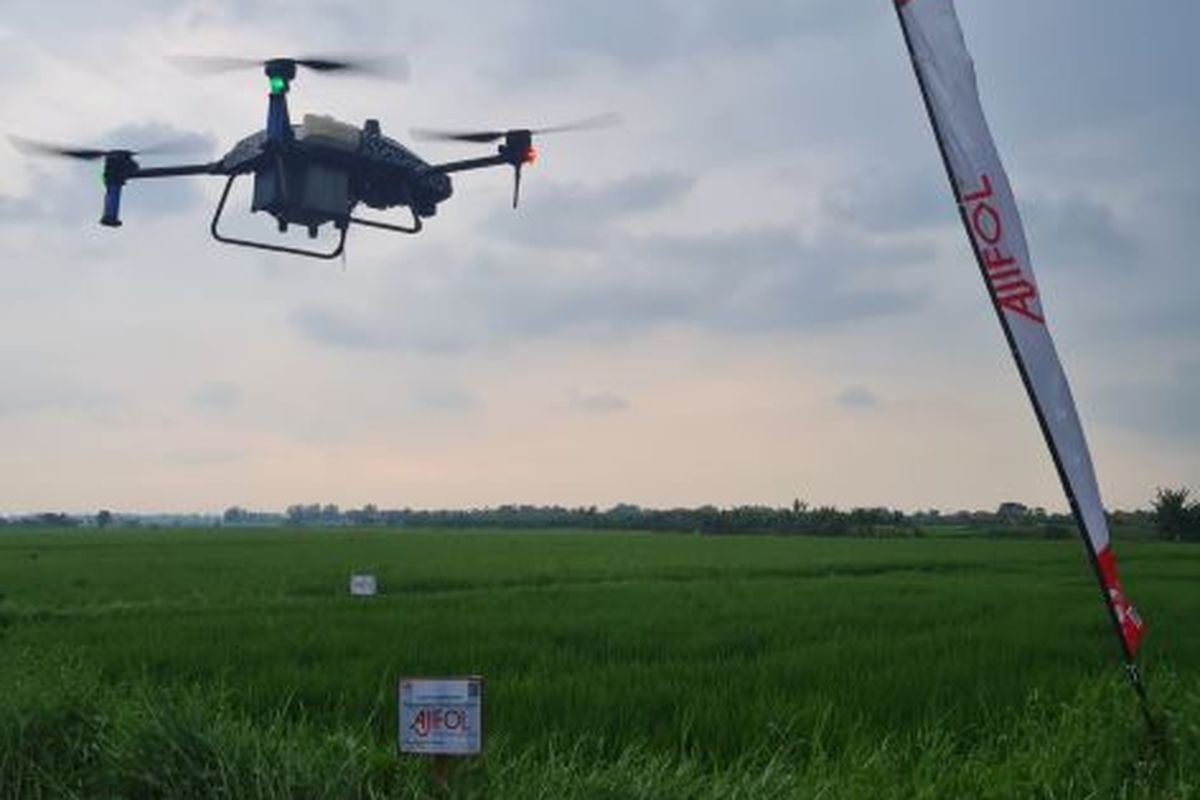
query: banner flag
[{"left": 894, "top": 0, "right": 1144, "bottom": 660}]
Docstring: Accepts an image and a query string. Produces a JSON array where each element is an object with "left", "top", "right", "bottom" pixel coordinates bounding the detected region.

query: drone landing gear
[
  {"left": 210, "top": 175, "right": 425, "bottom": 259},
  {"left": 211, "top": 175, "right": 347, "bottom": 259},
  {"left": 348, "top": 210, "right": 422, "bottom": 235}
]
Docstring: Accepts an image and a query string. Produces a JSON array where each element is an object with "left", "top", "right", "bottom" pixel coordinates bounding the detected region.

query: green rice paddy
[{"left": 1, "top": 527, "right": 1196, "bottom": 798}]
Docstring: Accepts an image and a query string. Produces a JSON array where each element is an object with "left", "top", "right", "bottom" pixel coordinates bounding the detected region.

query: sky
[{"left": 0, "top": 1, "right": 1197, "bottom": 515}]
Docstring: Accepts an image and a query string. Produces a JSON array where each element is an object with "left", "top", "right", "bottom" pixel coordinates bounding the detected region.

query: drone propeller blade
[
  {"left": 410, "top": 128, "right": 508, "bottom": 144},
  {"left": 531, "top": 113, "right": 623, "bottom": 136},
  {"left": 294, "top": 55, "right": 409, "bottom": 79},
  {"left": 166, "top": 55, "right": 265, "bottom": 74},
  {"left": 169, "top": 54, "right": 409, "bottom": 80},
  {"left": 411, "top": 113, "right": 620, "bottom": 146},
  {"left": 9, "top": 135, "right": 204, "bottom": 162},
  {"left": 9, "top": 137, "right": 112, "bottom": 161}
]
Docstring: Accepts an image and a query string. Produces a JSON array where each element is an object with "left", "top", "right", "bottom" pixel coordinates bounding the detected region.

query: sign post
[{"left": 398, "top": 676, "right": 483, "bottom": 793}]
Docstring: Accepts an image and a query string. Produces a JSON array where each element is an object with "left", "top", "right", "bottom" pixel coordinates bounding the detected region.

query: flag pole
[{"left": 891, "top": 0, "right": 1155, "bottom": 729}]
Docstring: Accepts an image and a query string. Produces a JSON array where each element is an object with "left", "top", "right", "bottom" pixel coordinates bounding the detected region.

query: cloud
[
  {"left": 407, "top": 384, "right": 481, "bottom": 414},
  {"left": 1096, "top": 361, "right": 1200, "bottom": 442},
  {"left": 188, "top": 381, "right": 241, "bottom": 412},
  {"left": 0, "top": 377, "right": 119, "bottom": 417},
  {"left": 699, "top": 1, "right": 872, "bottom": 50},
  {"left": 163, "top": 449, "right": 246, "bottom": 467},
  {"left": 822, "top": 171, "right": 951, "bottom": 234},
  {"left": 511, "top": 0, "right": 875, "bottom": 75},
  {"left": 513, "top": 0, "right": 680, "bottom": 70},
  {"left": 101, "top": 122, "right": 216, "bottom": 159},
  {"left": 632, "top": 228, "right": 930, "bottom": 332},
  {"left": 1023, "top": 194, "right": 1138, "bottom": 271},
  {"left": 289, "top": 305, "right": 469, "bottom": 355},
  {"left": 291, "top": 222, "right": 927, "bottom": 354},
  {"left": 289, "top": 307, "right": 393, "bottom": 352},
  {"left": 569, "top": 388, "right": 630, "bottom": 414},
  {"left": 0, "top": 194, "right": 42, "bottom": 222},
  {"left": 835, "top": 386, "right": 879, "bottom": 411},
  {"left": 489, "top": 172, "right": 695, "bottom": 248}
]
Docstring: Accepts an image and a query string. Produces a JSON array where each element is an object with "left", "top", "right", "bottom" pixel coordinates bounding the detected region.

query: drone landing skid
[
  {"left": 210, "top": 174, "right": 424, "bottom": 260},
  {"left": 211, "top": 175, "right": 346, "bottom": 259},
  {"left": 349, "top": 212, "right": 422, "bottom": 235}
]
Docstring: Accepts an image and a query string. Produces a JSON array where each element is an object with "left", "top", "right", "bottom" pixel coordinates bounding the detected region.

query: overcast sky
[{"left": 0, "top": 1, "right": 1196, "bottom": 514}]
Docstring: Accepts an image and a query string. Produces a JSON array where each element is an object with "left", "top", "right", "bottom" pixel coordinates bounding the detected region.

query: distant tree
[
  {"left": 346, "top": 504, "right": 382, "bottom": 526},
  {"left": 96, "top": 509, "right": 113, "bottom": 529},
  {"left": 36, "top": 512, "right": 77, "bottom": 527},
  {"left": 1152, "top": 487, "right": 1200, "bottom": 541},
  {"left": 997, "top": 502, "right": 1029, "bottom": 523}
]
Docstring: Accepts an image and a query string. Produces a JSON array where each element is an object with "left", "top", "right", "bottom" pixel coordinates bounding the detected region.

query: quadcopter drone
[{"left": 11, "top": 56, "right": 617, "bottom": 259}]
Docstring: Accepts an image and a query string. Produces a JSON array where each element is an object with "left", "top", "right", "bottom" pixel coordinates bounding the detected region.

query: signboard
[
  {"left": 349, "top": 574, "right": 377, "bottom": 596},
  {"left": 398, "top": 677, "right": 483, "bottom": 756}
]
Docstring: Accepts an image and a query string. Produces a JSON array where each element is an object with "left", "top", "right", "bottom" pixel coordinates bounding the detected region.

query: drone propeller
[
  {"left": 411, "top": 113, "right": 622, "bottom": 145},
  {"left": 412, "top": 114, "right": 620, "bottom": 209},
  {"left": 8, "top": 135, "right": 197, "bottom": 162},
  {"left": 9, "top": 135, "right": 211, "bottom": 228},
  {"left": 169, "top": 54, "right": 409, "bottom": 81}
]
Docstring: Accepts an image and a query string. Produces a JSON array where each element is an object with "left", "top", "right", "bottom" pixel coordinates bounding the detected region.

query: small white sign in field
[
  {"left": 349, "top": 574, "right": 378, "bottom": 596},
  {"left": 398, "top": 677, "right": 483, "bottom": 755}
]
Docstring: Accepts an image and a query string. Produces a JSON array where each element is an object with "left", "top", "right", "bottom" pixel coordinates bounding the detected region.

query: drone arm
[
  {"left": 97, "top": 161, "right": 225, "bottom": 228},
  {"left": 430, "top": 150, "right": 532, "bottom": 209},
  {"left": 428, "top": 154, "right": 510, "bottom": 175},
  {"left": 129, "top": 161, "right": 226, "bottom": 179}
]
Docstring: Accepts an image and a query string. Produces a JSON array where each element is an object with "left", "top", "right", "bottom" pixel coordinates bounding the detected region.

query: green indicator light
[{"left": 269, "top": 76, "right": 287, "bottom": 94}]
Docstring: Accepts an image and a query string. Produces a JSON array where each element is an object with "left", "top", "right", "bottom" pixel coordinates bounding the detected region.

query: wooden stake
[{"left": 432, "top": 754, "right": 451, "bottom": 795}]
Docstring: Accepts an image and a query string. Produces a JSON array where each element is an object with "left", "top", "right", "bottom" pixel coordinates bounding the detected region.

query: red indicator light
[{"left": 524, "top": 146, "right": 538, "bottom": 165}]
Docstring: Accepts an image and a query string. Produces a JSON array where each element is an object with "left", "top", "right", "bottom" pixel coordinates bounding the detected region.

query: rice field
[{"left": 0, "top": 527, "right": 1197, "bottom": 798}]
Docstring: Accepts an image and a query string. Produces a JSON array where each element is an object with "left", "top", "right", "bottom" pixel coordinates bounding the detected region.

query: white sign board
[
  {"left": 398, "top": 677, "right": 483, "bottom": 755},
  {"left": 349, "top": 574, "right": 377, "bottom": 596}
]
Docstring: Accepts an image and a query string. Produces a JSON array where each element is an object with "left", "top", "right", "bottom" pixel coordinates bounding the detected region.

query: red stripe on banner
[{"left": 1096, "top": 546, "right": 1145, "bottom": 657}]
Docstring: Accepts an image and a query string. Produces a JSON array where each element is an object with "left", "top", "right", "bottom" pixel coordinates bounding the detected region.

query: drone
[{"left": 11, "top": 56, "right": 617, "bottom": 259}]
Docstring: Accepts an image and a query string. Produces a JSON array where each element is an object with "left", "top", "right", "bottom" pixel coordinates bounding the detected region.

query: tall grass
[{"left": 1, "top": 528, "right": 1197, "bottom": 797}]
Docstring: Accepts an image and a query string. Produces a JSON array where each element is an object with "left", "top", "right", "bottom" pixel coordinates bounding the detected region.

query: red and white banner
[{"left": 895, "top": 0, "right": 1143, "bottom": 657}]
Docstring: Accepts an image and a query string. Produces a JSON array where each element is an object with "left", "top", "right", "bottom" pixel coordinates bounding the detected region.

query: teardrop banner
[{"left": 892, "top": 0, "right": 1148, "bottom": 707}]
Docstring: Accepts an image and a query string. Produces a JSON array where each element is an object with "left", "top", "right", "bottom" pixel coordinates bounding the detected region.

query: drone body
[
  {"left": 15, "top": 57, "right": 614, "bottom": 259},
  {"left": 208, "top": 107, "right": 459, "bottom": 257}
]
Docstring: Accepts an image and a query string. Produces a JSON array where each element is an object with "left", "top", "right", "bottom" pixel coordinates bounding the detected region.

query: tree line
[{"left": 4, "top": 489, "right": 1197, "bottom": 541}]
